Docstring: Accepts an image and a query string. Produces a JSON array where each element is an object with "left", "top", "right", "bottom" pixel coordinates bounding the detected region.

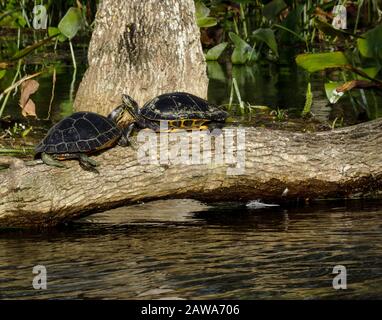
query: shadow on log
[{"left": 1, "top": 120, "right": 381, "bottom": 229}]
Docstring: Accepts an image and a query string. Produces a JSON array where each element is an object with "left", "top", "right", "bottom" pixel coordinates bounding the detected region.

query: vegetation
[
  {"left": 197, "top": 0, "right": 381, "bottom": 119},
  {"left": 0, "top": 0, "right": 381, "bottom": 152},
  {"left": 0, "top": 1, "right": 94, "bottom": 118},
  {"left": 0, "top": 1, "right": 96, "bottom": 155}
]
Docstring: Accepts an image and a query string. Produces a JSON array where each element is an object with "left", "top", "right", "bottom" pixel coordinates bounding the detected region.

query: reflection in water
[
  {"left": 208, "top": 62, "right": 309, "bottom": 114},
  {"left": 207, "top": 62, "right": 382, "bottom": 125},
  {"left": 1, "top": 199, "right": 382, "bottom": 299}
]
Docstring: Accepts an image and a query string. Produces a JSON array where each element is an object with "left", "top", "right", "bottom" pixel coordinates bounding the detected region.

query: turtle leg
[
  {"left": 79, "top": 154, "right": 98, "bottom": 167},
  {"left": 118, "top": 134, "right": 129, "bottom": 147},
  {"left": 78, "top": 153, "right": 99, "bottom": 173},
  {"left": 208, "top": 122, "right": 225, "bottom": 130},
  {"left": 41, "top": 153, "right": 67, "bottom": 169},
  {"left": 120, "top": 122, "right": 141, "bottom": 150},
  {"left": 207, "top": 122, "right": 225, "bottom": 136},
  {"left": 118, "top": 122, "right": 136, "bottom": 146}
]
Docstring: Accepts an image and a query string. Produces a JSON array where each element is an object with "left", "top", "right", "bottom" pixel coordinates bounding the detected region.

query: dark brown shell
[
  {"left": 35, "top": 112, "right": 121, "bottom": 155},
  {"left": 140, "top": 92, "right": 228, "bottom": 122}
]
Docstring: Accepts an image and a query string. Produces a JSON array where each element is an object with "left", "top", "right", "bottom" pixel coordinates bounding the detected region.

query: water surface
[{"left": 1, "top": 199, "right": 382, "bottom": 299}]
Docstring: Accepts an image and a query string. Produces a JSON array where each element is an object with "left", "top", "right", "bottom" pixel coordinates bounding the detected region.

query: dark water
[{"left": 1, "top": 199, "right": 382, "bottom": 299}]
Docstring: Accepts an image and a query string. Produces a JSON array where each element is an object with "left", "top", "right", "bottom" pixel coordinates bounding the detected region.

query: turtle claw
[
  {"left": 78, "top": 154, "right": 99, "bottom": 173},
  {"left": 87, "top": 158, "right": 98, "bottom": 167},
  {"left": 80, "top": 163, "right": 100, "bottom": 174},
  {"left": 41, "top": 153, "right": 67, "bottom": 169}
]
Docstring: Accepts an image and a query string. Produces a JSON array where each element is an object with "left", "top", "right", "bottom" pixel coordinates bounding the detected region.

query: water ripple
[{"left": 1, "top": 199, "right": 382, "bottom": 299}]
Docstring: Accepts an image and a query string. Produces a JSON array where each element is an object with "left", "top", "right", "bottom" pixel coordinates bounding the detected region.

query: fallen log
[{"left": 0, "top": 119, "right": 381, "bottom": 229}]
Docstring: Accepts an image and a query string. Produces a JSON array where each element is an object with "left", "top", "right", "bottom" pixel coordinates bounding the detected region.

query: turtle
[
  {"left": 120, "top": 92, "right": 228, "bottom": 141},
  {"left": 35, "top": 104, "right": 131, "bottom": 172}
]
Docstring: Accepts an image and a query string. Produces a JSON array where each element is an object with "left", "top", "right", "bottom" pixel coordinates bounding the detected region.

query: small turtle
[
  {"left": 35, "top": 105, "right": 131, "bottom": 172},
  {"left": 121, "top": 92, "right": 228, "bottom": 141}
]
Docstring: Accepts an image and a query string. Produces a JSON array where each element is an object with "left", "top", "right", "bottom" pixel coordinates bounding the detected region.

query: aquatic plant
[
  {"left": 197, "top": 0, "right": 382, "bottom": 66},
  {"left": 296, "top": 24, "right": 382, "bottom": 113},
  {"left": 0, "top": 4, "right": 87, "bottom": 119}
]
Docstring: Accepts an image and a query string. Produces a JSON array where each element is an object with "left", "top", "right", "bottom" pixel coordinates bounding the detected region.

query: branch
[{"left": 1, "top": 120, "right": 382, "bottom": 229}]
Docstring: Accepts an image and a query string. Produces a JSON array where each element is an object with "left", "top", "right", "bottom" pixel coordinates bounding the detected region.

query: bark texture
[
  {"left": 74, "top": 0, "right": 208, "bottom": 115},
  {"left": 0, "top": 120, "right": 381, "bottom": 229}
]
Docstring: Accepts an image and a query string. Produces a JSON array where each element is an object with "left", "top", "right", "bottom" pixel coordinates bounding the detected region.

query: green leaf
[
  {"left": 263, "top": 0, "right": 287, "bottom": 21},
  {"left": 195, "top": 1, "right": 216, "bottom": 28},
  {"left": 230, "top": 32, "right": 249, "bottom": 64},
  {"left": 21, "top": 126, "right": 33, "bottom": 138},
  {"left": 195, "top": 1, "right": 210, "bottom": 19},
  {"left": 0, "top": 69, "right": 6, "bottom": 79},
  {"left": 229, "top": 32, "right": 256, "bottom": 64},
  {"left": 48, "top": 27, "right": 67, "bottom": 42},
  {"left": 232, "top": 48, "right": 246, "bottom": 64},
  {"left": 229, "top": 32, "right": 247, "bottom": 49},
  {"left": 252, "top": 28, "right": 278, "bottom": 57},
  {"left": 205, "top": 42, "right": 228, "bottom": 61},
  {"left": 358, "top": 66, "right": 380, "bottom": 80},
  {"left": 197, "top": 17, "right": 217, "bottom": 28},
  {"left": 207, "top": 61, "right": 226, "bottom": 82},
  {"left": 48, "top": 27, "right": 60, "bottom": 37},
  {"left": 357, "top": 25, "right": 382, "bottom": 60},
  {"left": 296, "top": 52, "right": 349, "bottom": 73},
  {"left": 0, "top": 10, "right": 27, "bottom": 28},
  {"left": 325, "top": 82, "right": 344, "bottom": 104},
  {"left": 58, "top": 7, "right": 83, "bottom": 40},
  {"left": 314, "top": 18, "right": 357, "bottom": 39}
]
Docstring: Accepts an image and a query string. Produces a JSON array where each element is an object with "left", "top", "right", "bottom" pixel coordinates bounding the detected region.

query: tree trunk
[
  {"left": 74, "top": 0, "right": 208, "bottom": 115},
  {"left": 1, "top": 120, "right": 381, "bottom": 229}
]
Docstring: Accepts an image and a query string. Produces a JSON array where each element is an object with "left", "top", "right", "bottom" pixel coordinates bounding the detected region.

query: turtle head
[
  {"left": 122, "top": 94, "right": 139, "bottom": 119},
  {"left": 108, "top": 95, "right": 139, "bottom": 128},
  {"left": 108, "top": 105, "right": 132, "bottom": 128}
]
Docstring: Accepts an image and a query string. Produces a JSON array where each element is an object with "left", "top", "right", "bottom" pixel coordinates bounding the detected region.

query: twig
[
  {"left": 45, "top": 68, "right": 56, "bottom": 120},
  {"left": 344, "top": 65, "right": 382, "bottom": 85},
  {"left": 70, "top": 68, "right": 77, "bottom": 103},
  {"left": 336, "top": 80, "right": 382, "bottom": 92},
  {"left": 0, "top": 60, "right": 22, "bottom": 118},
  {"left": 69, "top": 40, "right": 77, "bottom": 70}
]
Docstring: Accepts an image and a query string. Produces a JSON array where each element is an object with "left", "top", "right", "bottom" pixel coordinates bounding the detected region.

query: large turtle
[
  {"left": 121, "top": 92, "right": 228, "bottom": 141},
  {"left": 35, "top": 105, "right": 131, "bottom": 172}
]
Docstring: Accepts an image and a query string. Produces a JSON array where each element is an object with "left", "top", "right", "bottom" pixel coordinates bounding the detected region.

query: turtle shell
[
  {"left": 35, "top": 112, "right": 121, "bottom": 156},
  {"left": 140, "top": 92, "right": 228, "bottom": 122}
]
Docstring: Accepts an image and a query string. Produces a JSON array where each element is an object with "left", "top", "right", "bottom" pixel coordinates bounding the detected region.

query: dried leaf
[
  {"left": 20, "top": 79, "right": 39, "bottom": 106},
  {"left": 336, "top": 80, "right": 382, "bottom": 92},
  {"left": 21, "top": 99, "right": 37, "bottom": 117},
  {"left": 19, "top": 79, "right": 39, "bottom": 118}
]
